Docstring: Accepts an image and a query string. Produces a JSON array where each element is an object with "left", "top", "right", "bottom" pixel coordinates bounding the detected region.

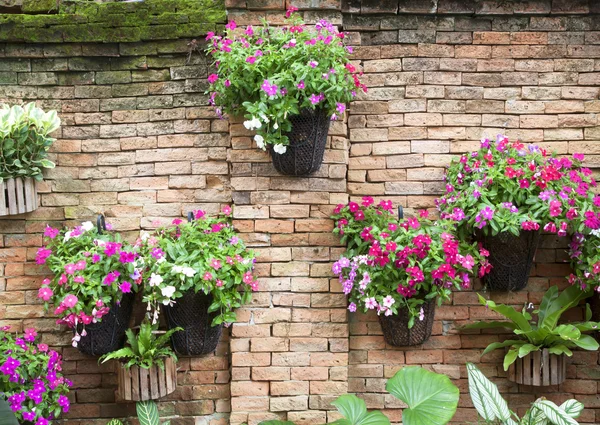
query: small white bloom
[
  {"left": 149, "top": 273, "right": 163, "bottom": 287},
  {"left": 153, "top": 310, "right": 159, "bottom": 324},
  {"left": 81, "top": 221, "right": 94, "bottom": 232},
  {"left": 259, "top": 113, "right": 269, "bottom": 123},
  {"left": 273, "top": 144, "right": 287, "bottom": 154},
  {"left": 157, "top": 257, "right": 165, "bottom": 264},
  {"left": 182, "top": 267, "right": 196, "bottom": 277},
  {"left": 243, "top": 116, "right": 262, "bottom": 130},
  {"left": 291, "top": 38, "right": 296, "bottom": 43},
  {"left": 273, "top": 122, "right": 279, "bottom": 130},
  {"left": 63, "top": 231, "right": 72, "bottom": 242},
  {"left": 161, "top": 285, "right": 176, "bottom": 298},
  {"left": 172, "top": 265, "right": 183, "bottom": 274},
  {"left": 140, "top": 231, "right": 150, "bottom": 241},
  {"left": 254, "top": 134, "right": 265, "bottom": 150}
]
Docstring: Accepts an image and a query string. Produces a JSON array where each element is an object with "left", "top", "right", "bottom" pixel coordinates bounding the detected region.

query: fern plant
[
  {"left": 467, "top": 362, "right": 583, "bottom": 425},
  {"left": 99, "top": 322, "right": 181, "bottom": 369},
  {"left": 464, "top": 285, "right": 599, "bottom": 370}
]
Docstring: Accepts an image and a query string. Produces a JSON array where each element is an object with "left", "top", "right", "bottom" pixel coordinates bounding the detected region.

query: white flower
[
  {"left": 273, "top": 122, "right": 279, "bottom": 130},
  {"left": 182, "top": 267, "right": 196, "bottom": 277},
  {"left": 273, "top": 144, "right": 287, "bottom": 155},
  {"left": 259, "top": 113, "right": 269, "bottom": 123},
  {"left": 161, "top": 285, "right": 176, "bottom": 298},
  {"left": 382, "top": 295, "right": 395, "bottom": 308},
  {"left": 254, "top": 134, "right": 265, "bottom": 150},
  {"left": 63, "top": 231, "right": 72, "bottom": 242},
  {"left": 172, "top": 265, "right": 183, "bottom": 274},
  {"left": 81, "top": 221, "right": 94, "bottom": 232},
  {"left": 243, "top": 116, "right": 262, "bottom": 130},
  {"left": 140, "top": 231, "right": 150, "bottom": 241},
  {"left": 149, "top": 273, "right": 163, "bottom": 287},
  {"left": 157, "top": 257, "right": 165, "bottom": 264}
]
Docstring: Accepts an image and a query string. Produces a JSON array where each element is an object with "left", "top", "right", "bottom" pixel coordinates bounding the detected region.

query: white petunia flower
[
  {"left": 149, "top": 273, "right": 163, "bottom": 287},
  {"left": 64, "top": 231, "right": 72, "bottom": 242},
  {"left": 273, "top": 144, "right": 287, "bottom": 154},
  {"left": 140, "top": 231, "right": 150, "bottom": 241},
  {"left": 273, "top": 122, "right": 279, "bottom": 130},
  {"left": 81, "top": 221, "right": 94, "bottom": 231},
  {"left": 172, "top": 265, "right": 183, "bottom": 274},
  {"left": 161, "top": 285, "right": 176, "bottom": 298},
  {"left": 254, "top": 134, "right": 265, "bottom": 150},
  {"left": 243, "top": 116, "right": 262, "bottom": 130},
  {"left": 182, "top": 267, "right": 196, "bottom": 277}
]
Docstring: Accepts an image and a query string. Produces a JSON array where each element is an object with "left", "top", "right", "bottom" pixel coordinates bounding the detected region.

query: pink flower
[
  {"left": 354, "top": 210, "right": 365, "bottom": 221},
  {"left": 119, "top": 281, "right": 132, "bottom": 293},
  {"left": 225, "top": 20, "right": 237, "bottom": 31},
  {"left": 216, "top": 279, "right": 224, "bottom": 287},
  {"left": 245, "top": 25, "right": 254, "bottom": 36},
  {"left": 38, "top": 286, "right": 53, "bottom": 301},
  {"left": 58, "top": 274, "right": 67, "bottom": 285},
  {"left": 361, "top": 196, "right": 374, "bottom": 207},
  {"left": 388, "top": 223, "right": 397, "bottom": 231},
  {"left": 44, "top": 226, "right": 59, "bottom": 239},
  {"left": 243, "top": 272, "right": 254, "bottom": 284},
  {"left": 549, "top": 200, "right": 562, "bottom": 217},
  {"left": 348, "top": 202, "right": 359, "bottom": 213},
  {"left": 195, "top": 209, "right": 206, "bottom": 219},
  {"left": 64, "top": 263, "right": 76, "bottom": 275},
  {"left": 261, "top": 80, "right": 278, "bottom": 96},
  {"left": 297, "top": 80, "right": 305, "bottom": 89},
  {"left": 73, "top": 276, "right": 85, "bottom": 283},
  {"left": 208, "top": 74, "right": 218, "bottom": 84},
  {"left": 246, "top": 56, "right": 256, "bottom": 64},
  {"left": 62, "top": 295, "right": 78, "bottom": 309},
  {"left": 285, "top": 5, "right": 298, "bottom": 18},
  {"left": 37, "top": 344, "right": 48, "bottom": 352},
  {"left": 573, "top": 153, "right": 585, "bottom": 161},
  {"left": 172, "top": 218, "right": 183, "bottom": 225},
  {"left": 222, "top": 205, "right": 232, "bottom": 215},
  {"left": 203, "top": 272, "right": 213, "bottom": 281},
  {"left": 205, "top": 31, "right": 215, "bottom": 40},
  {"left": 75, "top": 260, "right": 86, "bottom": 270},
  {"left": 210, "top": 259, "right": 222, "bottom": 270},
  {"left": 35, "top": 248, "right": 52, "bottom": 265},
  {"left": 92, "top": 254, "right": 101, "bottom": 263},
  {"left": 119, "top": 251, "right": 135, "bottom": 263}
]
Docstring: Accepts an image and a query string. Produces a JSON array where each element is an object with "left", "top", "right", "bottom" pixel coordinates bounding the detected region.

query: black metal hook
[
  {"left": 398, "top": 206, "right": 404, "bottom": 220},
  {"left": 96, "top": 214, "right": 106, "bottom": 234},
  {"left": 187, "top": 211, "right": 195, "bottom": 222}
]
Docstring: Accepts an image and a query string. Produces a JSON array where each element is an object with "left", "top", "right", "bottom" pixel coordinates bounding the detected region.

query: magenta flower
[
  {"left": 225, "top": 20, "right": 237, "bottom": 30},
  {"left": 207, "top": 74, "right": 218, "bottom": 84},
  {"left": 58, "top": 395, "right": 70, "bottom": 413},
  {"left": 203, "top": 272, "right": 213, "bottom": 281},
  {"left": 119, "top": 251, "right": 135, "bottom": 263},
  {"left": 336, "top": 103, "right": 346, "bottom": 114},
  {"left": 210, "top": 259, "right": 222, "bottom": 270},
  {"left": 119, "top": 281, "right": 132, "bottom": 293},
  {"left": 285, "top": 5, "right": 298, "bottom": 18},
  {"left": 222, "top": 205, "right": 232, "bottom": 215},
  {"left": 245, "top": 25, "right": 254, "bottom": 36},
  {"left": 62, "top": 295, "right": 78, "bottom": 308},
  {"left": 309, "top": 93, "right": 321, "bottom": 105},
  {"left": 205, "top": 31, "right": 215, "bottom": 40},
  {"left": 573, "top": 153, "right": 585, "bottom": 161},
  {"left": 246, "top": 56, "right": 256, "bottom": 64},
  {"left": 243, "top": 271, "right": 253, "bottom": 284},
  {"left": 260, "top": 80, "right": 278, "bottom": 96},
  {"left": 38, "top": 286, "right": 53, "bottom": 301},
  {"left": 297, "top": 80, "right": 305, "bottom": 89},
  {"left": 348, "top": 302, "right": 357, "bottom": 312},
  {"left": 23, "top": 328, "right": 37, "bottom": 342},
  {"left": 35, "top": 248, "right": 52, "bottom": 265},
  {"left": 44, "top": 226, "right": 59, "bottom": 239},
  {"left": 92, "top": 254, "right": 101, "bottom": 263},
  {"left": 64, "top": 263, "right": 76, "bottom": 275},
  {"left": 308, "top": 60, "right": 318, "bottom": 67}
]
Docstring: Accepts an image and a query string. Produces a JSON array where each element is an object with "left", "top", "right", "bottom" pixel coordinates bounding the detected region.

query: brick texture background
[{"left": 1, "top": 0, "right": 600, "bottom": 424}]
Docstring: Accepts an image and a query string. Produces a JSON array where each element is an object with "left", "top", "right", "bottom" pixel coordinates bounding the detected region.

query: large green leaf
[
  {"left": 559, "top": 400, "right": 584, "bottom": 419},
  {"left": 0, "top": 399, "right": 18, "bottom": 425},
  {"left": 540, "top": 285, "right": 591, "bottom": 330},
  {"left": 531, "top": 400, "right": 578, "bottom": 425},
  {"left": 482, "top": 340, "right": 524, "bottom": 356},
  {"left": 571, "top": 335, "right": 599, "bottom": 351},
  {"left": 386, "top": 366, "right": 459, "bottom": 425},
  {"left": 137, "top": 400, "right": 160, "bottom": 425},
  {"left": 331, "top": 394, "right": 390, "bottom": 425},
  {"left": 462, "top": 321, "right": 518, "bottom": 331},
  {"left": 478, "top": 295, "right": 532, "bottom": 332},
  {"left": 466, "top": 363, "right": 515, "bottom": 424}
]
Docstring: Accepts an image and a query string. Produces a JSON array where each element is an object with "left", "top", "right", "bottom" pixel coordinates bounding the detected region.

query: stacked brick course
[{"left": 1, "top": 0, "right": 600, "bottom": 424}]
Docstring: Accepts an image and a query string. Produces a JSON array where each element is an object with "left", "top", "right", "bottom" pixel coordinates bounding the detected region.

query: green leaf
[
  {"left": 548, "top": 345, "right": 573, "bottom": 356},
  {"left": 462, "top": 321, "right": 518, "bottom": 331},
  {"left": 0, "top": 398, "right": 19, "bottom": 425},
  {"left": 531, "top": 400, "right": 578, "bottom": 425},
  {"left": 555, "top": 324, "right": 581, "bottom": 342},
  {"left": 504, "top": 347, "right": 519, "bottom": 371},
  {"left": 571, "top": 334, "right": 599, "bottom": 351},
  {"left": 386, "top": 366, "right": 459, "bottom": 425},
  {"left": 331, "top": 394, "right": 390, "bottom": 425},
  {"left": 466, "top": 363, "right": 516, "bottom": 425},
  {"left": 518, "top": 343, "right": 539, "bottom": 358},
  {"left": 559, "top": 400, "right": 584, "bottom": 419},
  {"left": 136, "top": 400, "right": 160, "bottom": 425},
  {"left": 482, "top": 340, "right": 524, "bottom": 356},
  {"left": 107, "top": 420, "right": 124, "bottom": 425}
]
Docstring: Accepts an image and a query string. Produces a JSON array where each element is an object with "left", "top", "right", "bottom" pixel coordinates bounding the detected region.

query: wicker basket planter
[
  {"left": 0, "top": 177, "right": 37, "bottom": 216},
  {"left": 118, "top": 356, "right": 177, "bottom": 401},
  {"left": 378, "top": 300, "right": 436, "bottom": 346},
  {"left": 478, "top": 230, "right": 541, "bottom": 292},
  {"left": 162, "top": 290, "right": 223, "bottom": 356},
  {"left": 269, "top": 108, "right": 330, "bottom": 176},
  {"left": 508, "top": 349, "right": 566, "bottom": 386},
  {"left": 76, "top": 293, "right": 135, "bottom": 356}
]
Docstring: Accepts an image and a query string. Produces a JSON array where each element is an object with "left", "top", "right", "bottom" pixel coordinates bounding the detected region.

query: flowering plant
[
  {"left": 36, "top": 220, "right": 140, "bottom": 346},
  {"left": 205, "top": 7, "right": 365, "bottom": 152},
  {"left": 0, "top": 327, "right": 71, "bottom": 425},
  {"left": 438, "top": 135, "right": 598, "bottom": 238},
  {"left": 332, "top": 199, "right": 490, "bottom": 327},
  {"left": 139, "top": 207, "right": 256, "bottom": 326}
]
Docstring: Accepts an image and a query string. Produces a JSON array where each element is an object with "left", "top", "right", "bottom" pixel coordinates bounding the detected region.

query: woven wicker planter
[
  {"left": 118, "top": 356, "right": 177, "bottom": 401},
  {"left": 162, "top": 290, "right": 223, "bottom": 356},
  {"left": 508, "top": 349, "right": 566, "bottom": 386},
  {"left": 0, "top": 177, "right": 37, "bottom": 216},
  {"left": 478, "top": 230, "right": 540, "bottom": 292},
  {"left": 76, "top": 293, "right": 135, "bottom": 356},
  {"left": 378, "top": 300, "right": 436, "bottom": 346},
  {"left": 269, "top": 108, "right": 330, "bottom": 176}
]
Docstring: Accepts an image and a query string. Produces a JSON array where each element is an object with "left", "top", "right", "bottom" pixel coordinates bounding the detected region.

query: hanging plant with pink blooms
[
  {"left": 0, "top": 327, "right": 71, "bottom": 425},
  {"left": 138, "top": 206, "right": 256, "bottom": 326},
  {"left": 205, "top": 7, "right": 364, "bottom": 153},
  {"left": 332, "top": 199, "right": 490, "bottom": 327},
  {"left": 36, "top": 220, "right": 140, "bottom": 346}
]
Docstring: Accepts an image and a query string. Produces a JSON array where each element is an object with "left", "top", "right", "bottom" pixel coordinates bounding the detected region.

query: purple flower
[
  {"left": 260, "top": 80, "right": 278, "bottom": 97},
  {"left": 58, "top": 395, "right": 70, "bottom": 413},
  {"left": 336, "top": 103, "right": 346, "bottom": 114},
  {"left": 297, "top": 80, "right": 305, "bottom": 89},
  {"left": 0, "top": 357, "right": 20, "bottom": 376},
  {"left": 481, "top": 206, "right": 494, "bottom": 220},
  {"left": 348, "top": 302, "right": 357, "bottom": 312}
]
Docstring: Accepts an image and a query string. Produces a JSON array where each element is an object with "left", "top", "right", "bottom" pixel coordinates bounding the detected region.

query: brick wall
[{"left": 1, "top": 0, "right": 600, "bottom": 424}]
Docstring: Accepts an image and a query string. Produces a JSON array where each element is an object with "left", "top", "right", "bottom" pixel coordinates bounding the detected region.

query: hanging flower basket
[
  {"left": 118, "top": 356, "right": 177, "bottom": 402},
  {"left": 478, "top": 230, "right": 541, "bottom": 292},
  {"left": 269, "top": 108, "right": 330, "bottom": 176},
  {"left": 76, "top": 293, "right": 135, "bottom": 356},
  {"left": 0, "top": 177, "right": 37, "bottom": 216},
  {"left": 161, "top": 290, "right": 223, "bottom": 356},
  {"left": 507, "top": 348, "right": 566, "bottom": 386},
  {"left": 378, "top": 300, "right": 436, "bottom": 347}
]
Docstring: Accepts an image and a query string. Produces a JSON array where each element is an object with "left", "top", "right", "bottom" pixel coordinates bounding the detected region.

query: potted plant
[
  {"left": 100, "top": 322, "right": 180, "bottom": 402},
  {"left": 438, "top": 136, "right": 598, "bottom": 292},
  {"left": 139, "top": 206, "right": 256, "bottom": 356},
  {"left": 0, "top": 103, "right": 59, "bottom": 216},
  {"left": 37, "top": 217, "right": 139, "bottom": 355},
  {"left": 467, "top": 362, "right": 584, "bottom": 424},
  {"left": 205, "top": 7, "right": 365, "bottom": 176},
  {"left": 0, "top": 327, "right": 71, "bottom": 425},
  {"left": 332, "top": 198, "right": 490, "bottom": 346},
  {"left": 464, "top": 285, "right": 599, "bottom": 386}
]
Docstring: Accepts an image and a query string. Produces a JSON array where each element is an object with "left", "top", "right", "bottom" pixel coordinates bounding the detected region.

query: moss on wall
[{"left": 0, "top": 0, "right": 225, "bottom": 43}]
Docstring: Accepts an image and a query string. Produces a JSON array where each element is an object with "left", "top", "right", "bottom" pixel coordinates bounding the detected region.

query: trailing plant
[
  {"left": 138, "top": 207, "right": 256, "bottom": 327},
  {"left": 0, "top": 327, "right": 71, "bottom": 425},
  {"left": 464, "top": 285, "right": 599, "bottom": 370},
  {"left": 99, "top": 322, "right": 180, "bottom": 369},
  {"left": 37, "top": 220, "right": 140, "bottom": 347},
  {"left": 331, "top": 198, "right": 490, "bottom": 326},
  {"left": 0, "top": 103, "right": 60, "bottom": 182},
  {"left": 467, "top": 362, "right": 584, "bottom": 425},
  {"left": 205, "top": 7, "right": 365, "bottom": 152}
]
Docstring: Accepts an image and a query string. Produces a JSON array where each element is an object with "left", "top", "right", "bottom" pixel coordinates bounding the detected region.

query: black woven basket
[
  {"left": 479, "top": 230, "right": 541, "bottom": 292},
  {"left": 76, "top": 293, "right": 134, "bottom": 356},
  {"left": 378, "top": 300, "right": 436, "bottom": 346},
  {"left": 161, "top": 290, "right": 223, "bottom": 356},
  {"left": 269, "top": 108, "right": 330, "bottom": 176}
]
